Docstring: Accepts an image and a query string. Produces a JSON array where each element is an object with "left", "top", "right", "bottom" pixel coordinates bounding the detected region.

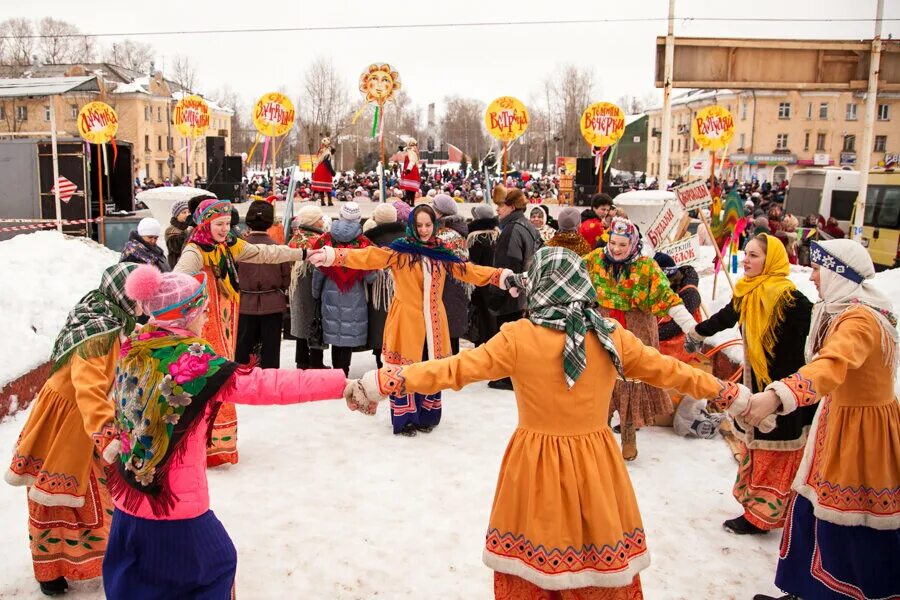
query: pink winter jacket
[{"left": 113, "top": 366, "right": 346, "bottom": 520}]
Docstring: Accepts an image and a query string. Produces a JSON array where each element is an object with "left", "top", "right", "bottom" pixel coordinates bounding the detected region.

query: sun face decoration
[{"left": 359, "top": 63, "right": 401, "bottom": 104}]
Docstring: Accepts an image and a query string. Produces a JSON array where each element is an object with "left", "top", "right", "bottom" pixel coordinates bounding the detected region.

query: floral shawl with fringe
[{"left": 109, "top": 326, "right": 239, "bottom": 516}]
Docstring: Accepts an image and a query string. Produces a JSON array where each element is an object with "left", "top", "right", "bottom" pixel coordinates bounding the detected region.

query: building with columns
[{"left": 646, "top": 88, "right": 900, "bottom": 184}]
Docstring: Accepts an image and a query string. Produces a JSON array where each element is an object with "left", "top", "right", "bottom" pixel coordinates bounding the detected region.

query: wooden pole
[
  {"left": 502, "top": 141, "right": 508, "bottom": 179},
  {"left": 48, "top": 95, "right": 62, "bottom": 233},
  {"left": 98, "top": 143, "right": 105, "bottom": 246},
  {"left": 597, "top": 147, "right": 604, "bottom": 194}
]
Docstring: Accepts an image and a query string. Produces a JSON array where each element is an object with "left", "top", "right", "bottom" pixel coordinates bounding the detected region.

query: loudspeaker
[
  {"left": 575, "top": 158, "right": 598, "bottom": 187},
  {"left": 207, "top": 181, "right": 246, "bottom": 202},
  {"left": 224, "top": 156, "right": 243, "bottom": 182},
  {"left": 206, "top": 136, "right": 226, "bottom": 183}
]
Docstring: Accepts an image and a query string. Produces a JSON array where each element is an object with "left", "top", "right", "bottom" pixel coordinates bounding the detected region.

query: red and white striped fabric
[{"left": 50, "top": 176, "right": 78, "bottom": 204}]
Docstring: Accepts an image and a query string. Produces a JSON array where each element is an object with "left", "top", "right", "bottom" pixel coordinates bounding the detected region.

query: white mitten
[
  {"left": 308, "top": 246, "right": 335, "bottom": 267},
  {"left": 343, "top": 380, "right": 360, "bottom": 412},
  {"left": 355, "top": 369, "right": 387, "bottom": 416}
]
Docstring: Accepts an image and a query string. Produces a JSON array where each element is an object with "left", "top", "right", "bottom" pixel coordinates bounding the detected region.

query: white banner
[
  {"left": 656, "top": 235, "right": 701, "bottom": 266},
  {"left": 674, "top": 180, "right": 712, "bottom": 211},
  {"left": 646, "top": 202, "right": 682, "bottom": 248}
]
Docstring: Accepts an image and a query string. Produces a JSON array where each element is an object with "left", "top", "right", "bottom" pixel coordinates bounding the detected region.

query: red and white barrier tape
[{"left": 0, "top": 217, "right": 101, "bottom": 233}]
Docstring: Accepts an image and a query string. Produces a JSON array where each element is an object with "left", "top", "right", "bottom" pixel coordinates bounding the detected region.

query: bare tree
[
  {"left": 616, "top": 92, "right": 658, "bottom": 115},
  {"left": 0, "top": 18, "right": 36, "bottom": 66},
  {"left": 440, "top": 95, "right": 488, "bottom": 163},
  {"left": 544, "top": 64, "right": 595, "bottom": 158},
  {"left": 170, "top": 54, "right": 197, "bottom": 93},
  {"left": 0, "top": 99, "right": 25, "bottom": 133},
  {"left": 103, "top": 39, "right": 155, "bottom": 73},
  {"left": 37, "top": 17, "right": 81, "bottom": 64},
  {"left": 207, "top": 85, "right": 253, "bottom": 157},
  {"left": 298, "top": 57, "right": 349, "bottom": 155},
  {"left": 71, "top": 35, "right": 97, "bottom": 63}
]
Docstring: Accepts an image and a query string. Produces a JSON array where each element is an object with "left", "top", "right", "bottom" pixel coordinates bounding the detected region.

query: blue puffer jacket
[{"left": 312, "top": 220, "right": 376, "bottom": 348}]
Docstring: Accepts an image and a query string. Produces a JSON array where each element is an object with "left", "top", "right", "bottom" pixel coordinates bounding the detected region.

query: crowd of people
[{"left": 3, "top": 171, "right": 897, "bottom": 600}]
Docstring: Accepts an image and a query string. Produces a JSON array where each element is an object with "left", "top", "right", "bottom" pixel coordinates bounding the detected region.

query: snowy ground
[
  {"left": 0, "top": 343, "right": 783, "bottom": 600},
  {"left": 4, "top": 227, "right": 900, "bottom": 599}
]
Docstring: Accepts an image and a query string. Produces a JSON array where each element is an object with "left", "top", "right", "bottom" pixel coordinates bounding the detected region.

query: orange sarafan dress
[{"left": 374, "top": 319, "right": 743, "bottom": 599}]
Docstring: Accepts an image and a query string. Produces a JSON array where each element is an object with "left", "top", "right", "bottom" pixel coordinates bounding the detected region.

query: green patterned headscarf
[
  {"left": 512, "top": 247, "right": 624, "bottom": 388},
  {"left": 49, "top": 263, "right": 139, "bottom": 373}
]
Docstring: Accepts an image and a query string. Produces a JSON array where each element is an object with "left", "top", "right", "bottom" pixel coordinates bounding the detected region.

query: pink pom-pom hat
[{"left": 125, "top": 265, "right": 209, "bottom": 324}]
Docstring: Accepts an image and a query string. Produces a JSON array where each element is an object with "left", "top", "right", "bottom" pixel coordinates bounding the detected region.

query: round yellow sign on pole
[
  {"left": 485, "top": 96, "right": 529, "bottom": 142},
  {"left": 692, "top": 105, "right": 735, "bottom": 151},
  {"left": 174, "top": 95, "right": 211, "bottom": 138},
  {"left": 580, "top": 102, "right": 625, "bottom": 148},
  {"left": 253, "top": 92, "right": 296, "bottom": 137},
  {"left": 77, "top": 101, "right": 118, "bottom": 144}
]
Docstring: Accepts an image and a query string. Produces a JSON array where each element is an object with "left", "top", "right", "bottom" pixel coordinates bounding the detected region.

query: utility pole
[
  {"left": 658, "top": 0, "right": 675, "bottom": 188},
  {"left": 852, "top": 0, "right": 884, "bottom": 243}
]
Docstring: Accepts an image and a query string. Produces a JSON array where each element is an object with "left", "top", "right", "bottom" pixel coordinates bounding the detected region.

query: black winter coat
[
  {"left": 437, "top": 215, "right": 470, "bottom": 339},
  {"left": 466, "top": 218, "right": 499, "bottom": 344},
  {"left": 695, "top": 289, "right": 816, "bottom": 444},
  {"left": 489, "top": 209, "right": 540, "bottom": 316}
]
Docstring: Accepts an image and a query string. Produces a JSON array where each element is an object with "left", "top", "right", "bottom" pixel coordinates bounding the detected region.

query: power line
[{"left": 2, "top": 16, "right": 899, "bottom": 39}]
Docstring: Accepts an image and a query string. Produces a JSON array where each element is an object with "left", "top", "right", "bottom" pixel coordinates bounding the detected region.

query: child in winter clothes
[
  {"left": 311, "top": 202, "right": 377, "bottom": 375},
  {"left": 102, "top": 265, "right": 347, "bottom": 598}
]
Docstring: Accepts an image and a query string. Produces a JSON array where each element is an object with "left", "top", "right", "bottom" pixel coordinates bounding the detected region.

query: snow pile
[{"left": 0, "top": 231, "right": 117, "bottom": 390}]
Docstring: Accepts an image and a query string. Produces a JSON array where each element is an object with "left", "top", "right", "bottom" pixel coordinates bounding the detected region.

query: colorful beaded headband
[
  {"left": 608, "top": 217, "right": 636, "bottom": 239},
  {"left": 194, "top": 199, "right": 232, "bottom": 225},
  {"left": 809, "top": 241, "right": 865, "bottom": 285},
  {"left": 151, "top": 272, "right": 209, "bottom": 321}
]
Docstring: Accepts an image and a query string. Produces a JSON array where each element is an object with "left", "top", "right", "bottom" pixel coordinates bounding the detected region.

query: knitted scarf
[
  {"left": 288, "top": 226, "right": 323, "bottom": 282},
  {"left": 187, "top": 222, "right": 247, "bottom": 301},
  {"left": 49, "top": 263, "right": 139, "bottom": 374},
  {"left": 310, "top": 230, "right": 372, "bottom": 292},
  {"left": 733, "top": 233, "right": 796, "bottom": 388},
  {"left": 108, "top": 326, "right": 239, "bottom": 516},
  {"left": 511, "top": 247, "right": 623, "bottom": 389}
]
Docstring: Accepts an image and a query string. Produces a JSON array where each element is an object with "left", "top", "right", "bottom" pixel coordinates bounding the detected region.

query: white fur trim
[
  {"left": 499, "top": 268, "right": 514, "bottom": 290},
  {"left": 725, "top": 385, "right": 776, "bottom": 434},
  {"left": 767, "top": 380, "right": 798, "bottom": 415},
  {"left": 792, "top": 403, "right": 900, "bottom": 530},
  {"left": 102, "top": 439, "right": 121, "bottom": 465},
  {"left": 321, "top": 245, "right": 336, "bottom": 267},
  {"left": 27, "top": 486, "right": 85, "bottom": 508},
  {"left": 361, "top": 370, "right": 385, "bottom": 400},
  {"left": 667, "top": 303, "right": 698, "bottom": 334},
  {"left": 4, "top": 469, "right": 35, "bottom": 487},
  {"left": 483, "top": 548, "right": 651, "bottom": 591}
]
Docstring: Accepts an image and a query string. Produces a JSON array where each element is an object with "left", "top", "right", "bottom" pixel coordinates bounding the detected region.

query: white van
[{"left": 784, "top": 168, "right": 859, "bottom": 229}]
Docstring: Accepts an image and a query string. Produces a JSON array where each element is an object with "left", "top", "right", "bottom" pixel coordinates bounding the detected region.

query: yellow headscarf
[{"left": 733, "top": 233, "right": 796, "bottom": 388}]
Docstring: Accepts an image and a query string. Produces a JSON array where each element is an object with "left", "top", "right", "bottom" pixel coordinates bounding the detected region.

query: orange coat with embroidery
[
  {"left": 770, "top": 306, "right": 900, "bottom": 529},
  {"left": 5, "top": 346, "right": 119, "bottom": 507},
  {"left": 375, "top": 319, "right": 739, "bottom": 590},
  {"left": 333, "top": 247, "right": 503, "bottom": 364}
]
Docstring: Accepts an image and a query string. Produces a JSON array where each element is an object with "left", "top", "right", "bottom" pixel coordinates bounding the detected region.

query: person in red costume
[
  {"left": 311, "top": 137, "right": 335, "bottom": 207},
  {"left": 398, "top": 138, "right": 420, "bottom": 207}
]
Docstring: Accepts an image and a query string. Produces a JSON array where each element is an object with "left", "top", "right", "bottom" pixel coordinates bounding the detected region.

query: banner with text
[
  {"left": 674, "top": 180, "right": 713, "bottom": 211},
  {"left": 646, "top": 202, "right": 682, "bottom": 248},
  {"left": 656, "top": 235, "right": 700, "bottom": 266}
]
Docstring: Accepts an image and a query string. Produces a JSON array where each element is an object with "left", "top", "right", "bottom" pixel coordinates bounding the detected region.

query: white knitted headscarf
[{"left": 806, "top": 239, "right": 898, "bottom": 378}]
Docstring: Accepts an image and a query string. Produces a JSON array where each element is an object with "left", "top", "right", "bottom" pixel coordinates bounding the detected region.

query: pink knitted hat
[
  {"left": 392, "top": 200, "right": 412, "bottom": 222},
  {"left": 125, "top": 265, "right": 208, "bottom": 325}
]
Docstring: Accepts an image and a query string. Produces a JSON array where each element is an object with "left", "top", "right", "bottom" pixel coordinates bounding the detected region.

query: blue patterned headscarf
[{"left": 389, "top": 205, "right": 464, "bottom": 264}]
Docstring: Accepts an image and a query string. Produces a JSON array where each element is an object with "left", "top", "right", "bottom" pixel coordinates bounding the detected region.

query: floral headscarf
[
  {"left": 186, "top": 199, "right": 246, "bottom": 300},
  {"left": 388, "top": 205, "right": 464, "bottom": 265}
]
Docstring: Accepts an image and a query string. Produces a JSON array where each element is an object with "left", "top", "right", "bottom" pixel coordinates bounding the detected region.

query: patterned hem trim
[
  {"left": 792, "top": 400, "right": 900, "bottom": 529},
  {"left": 379, "top": 366, "right": 408, "bottom": 397},
  {"left": 398, "top": 179, "right": 420, "bottom": 190},
  {"left": 484, "top": 548, "right": 651, "bottom": 591},
  {"left": 7, "top": 452, "right": 43, "bottom": 481},
  {"left": 810, "top": 517, "right": 868, "bottom": 600},
  {"left": 381, "top": 349, "right": 414, "bottom": 366},
  {"left": 28, "top": 487, "right": 85, "bottom": 509},
  {"left": 91, "top": 422, "right": 117, "bottom": 453},
  {"left": 489, "top": 268, "right": 503, "bottom": 287},
  {"left": 484, "top": 528, "right": 647, "bottom": 578}
]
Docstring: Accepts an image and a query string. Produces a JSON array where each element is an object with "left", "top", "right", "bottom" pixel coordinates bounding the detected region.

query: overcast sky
[{"left": 11, "top": 0, "right": 900, "bottom": 116}]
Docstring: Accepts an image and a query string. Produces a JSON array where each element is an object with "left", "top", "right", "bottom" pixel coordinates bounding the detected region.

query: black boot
[
  {"left": 416, "top": 424, "right": 434, "bottom": 433},
  {"left": 723, "top": 515, "right": 768, "bottom": 535},
  {"left": 39, "top": 577, "right": 68, "bottom": 596},
  {"left": 752, "top": 594, "right": 800, "bottom": 600},
  {"left": 396, "top": 423, "right": 417, "bottom": 437}
]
